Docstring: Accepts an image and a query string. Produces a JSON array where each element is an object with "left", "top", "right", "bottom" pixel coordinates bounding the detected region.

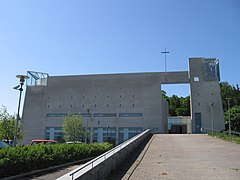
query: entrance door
[
  {"left": 195, "top": 113, "right": 202, "bottom": 133},
  {"left": 171, "top": 125, "right": 187, "bottom": 134}
]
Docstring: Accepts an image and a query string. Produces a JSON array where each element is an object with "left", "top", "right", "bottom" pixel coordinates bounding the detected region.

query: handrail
[{"left": 69, "top": 129, "right": 150, "bottom": 179}]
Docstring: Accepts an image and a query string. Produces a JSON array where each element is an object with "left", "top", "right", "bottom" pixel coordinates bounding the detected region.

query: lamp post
[
  {"left": 226, "top": 98, "right": 231, "bottom": 136},
  {"left": 13, "top": 75, "right": 29, "bottom": 147},
  {"left": 210, "top": 102, "right": 214, "bottom": 135}
]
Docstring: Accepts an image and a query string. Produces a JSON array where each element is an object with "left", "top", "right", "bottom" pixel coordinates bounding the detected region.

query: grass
[{"left": 208, "top": 131, "right": 240, "bottom": 144}]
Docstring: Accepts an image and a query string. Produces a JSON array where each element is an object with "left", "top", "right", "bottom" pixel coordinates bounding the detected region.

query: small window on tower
[{"left": 194, "top": 77, "right": 200, "bottom": 82}]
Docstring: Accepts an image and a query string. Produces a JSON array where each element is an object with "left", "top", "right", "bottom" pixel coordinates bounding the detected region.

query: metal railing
[{"left": 69, "top": 129, "right": 150, "bottom": 180}]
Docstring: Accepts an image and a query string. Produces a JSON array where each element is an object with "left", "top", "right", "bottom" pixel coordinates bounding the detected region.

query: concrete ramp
[{"left": 110, "top": 134, "right": 240, "bottom": 180}]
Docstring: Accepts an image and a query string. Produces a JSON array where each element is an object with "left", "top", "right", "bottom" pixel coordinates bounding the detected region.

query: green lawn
[{"left": 208, "top": 131, "right": 240, "bottom": 144}]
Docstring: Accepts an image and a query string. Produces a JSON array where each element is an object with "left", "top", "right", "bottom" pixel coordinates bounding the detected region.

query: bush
[{"left": 0, "top": 142, "right": 113, "bottom": 178}]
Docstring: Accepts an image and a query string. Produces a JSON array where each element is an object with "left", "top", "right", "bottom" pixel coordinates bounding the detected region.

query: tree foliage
[
  {"left": 0, "top": 106, "right": 23, "bottom": 143},
  {"left": 220, "top": 82, "right": 240, "bottom": 111},
  {"left": 224, "top": 106, "right": 240, "bottom": 132},
  {"left": 162, "top": 91, "right": 190, "bottom": 116},
  {"left": 62, "top": 113, "right": 85, "bottom": 142},
  {"left": 220, "top": 82, "right": 240, "bottom": 132}
]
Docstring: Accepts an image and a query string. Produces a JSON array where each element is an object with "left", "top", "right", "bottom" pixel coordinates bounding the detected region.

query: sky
[{"left": 0, "top": 0, "right": 240, "bottom": 115}]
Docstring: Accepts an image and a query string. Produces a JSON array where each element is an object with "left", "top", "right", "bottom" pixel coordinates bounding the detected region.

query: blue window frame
[
  {"left": 119, "top": 113, "right": 143, "bottom": 117},
  {"left": 94, "top": 113, "right": 117, "bottom": 117}
]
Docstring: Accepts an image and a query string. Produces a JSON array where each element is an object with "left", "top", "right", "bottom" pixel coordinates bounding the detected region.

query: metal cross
[{"left": 161, "top": 48, "right": 170, "bottom": 72}]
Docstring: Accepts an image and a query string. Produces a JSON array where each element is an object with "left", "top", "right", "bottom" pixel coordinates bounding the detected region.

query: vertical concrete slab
[{"left": 189, "top": 58, "right": 224, "bottom": 133}]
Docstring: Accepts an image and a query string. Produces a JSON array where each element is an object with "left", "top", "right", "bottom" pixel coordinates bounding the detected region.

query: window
[
  {"left": 95, "top": 104, "right": 97, "bottom": 108},
  {"left": 82, "top": 104, "right": 84, "bottom": 108},
  {"left": 119, "top": 113, "right": 143, "bottom": 117},
  {"left": 45, "top": 127, "right": 63, "bottom": 140},
  {"left": 47, "top": 113, "right": 67, "bottom": 117},
  {"left": 94, "top": 113, "right": 117, "bottom": 117},
  {"left": 194, "top": 77, "right": 199, "bottom": 82},
  {"left": 59, "top": 105, "right": 61, "bottom": 108},
  {"left": 107, "top": 104, "right": 109, "bottom": 107}
]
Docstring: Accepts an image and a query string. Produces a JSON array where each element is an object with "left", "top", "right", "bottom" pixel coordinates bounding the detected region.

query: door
[{"left": 195, "top": 112, "right": 202, "bottom": 133}]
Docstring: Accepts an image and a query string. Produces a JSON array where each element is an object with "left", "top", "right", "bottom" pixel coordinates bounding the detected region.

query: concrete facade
[
  {"left": 189, "top": 58, "right": 224, "bottom": 133},
  {"left": 21, "top": 58, "right": 225, "bottom": 144}
]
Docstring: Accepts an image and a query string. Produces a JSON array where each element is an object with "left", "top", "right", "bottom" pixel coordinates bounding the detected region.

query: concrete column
[
  {"left": 123, "top": 128, "right": 128, "bottom": 141},
  {"left": 49, "top": 128, "right": 55, "bottom": 140},
  {"left": 98, "top": 128, "right": 103, "bottom": 143},
  {"left": 116, "top": 127, "right": 119, "bottom": 145}
]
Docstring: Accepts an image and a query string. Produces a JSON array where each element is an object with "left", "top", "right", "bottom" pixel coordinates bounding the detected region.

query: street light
[
  {"left": 13, "top": 75, "right": 29, "bottom": 147},
  {"left": 226, "top": 98, "right": 231, "bottom": 136}
]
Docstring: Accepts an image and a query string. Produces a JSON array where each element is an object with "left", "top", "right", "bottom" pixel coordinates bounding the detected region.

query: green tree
[
  {"left": 220, "top": 82, "right": 240, "bottom": 111},
  {"left": 161, "top": 90, "right": 169, "bottom": 103},
  {"left": 168, "top": 95, "right": 190, "bottom": 116},
  {"left": 0, "top": 106, "right": 23, "bottom": 143},
  {"left": 62, "top": 113, "right": 85, "bottom": 143},
  {"left": 220, "top": 81, "right": 240, "bottom": 132},
  {"left": 224, "top": 105, "right": 240, "bottom": 132}
]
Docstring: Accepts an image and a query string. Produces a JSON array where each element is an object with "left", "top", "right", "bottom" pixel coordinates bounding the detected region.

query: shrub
[{"left": 0, "top": 142, "right": 112, "bottom": 178}]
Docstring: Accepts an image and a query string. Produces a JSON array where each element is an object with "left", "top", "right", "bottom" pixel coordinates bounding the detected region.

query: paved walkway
[{"left": 121, "top": 134, "right": 240, "bottom": 180}]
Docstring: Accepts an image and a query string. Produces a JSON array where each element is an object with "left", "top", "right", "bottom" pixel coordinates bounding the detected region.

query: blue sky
[{"left": 0, "top": 0, "right": 239, "bottom": 114}]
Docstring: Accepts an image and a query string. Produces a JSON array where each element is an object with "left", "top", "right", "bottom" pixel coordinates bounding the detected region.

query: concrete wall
[
  {"left": 21, "top": 58, "right": 225, "bottom": 143},
  {"left": 57, "top": 129, "right": 150, "bottom": 180},
  {"left": 189, "top": 58, "right": 224, "bottom": 133},
  {"left": 22, "top": 72, "right": 187, "bottom": 144}
]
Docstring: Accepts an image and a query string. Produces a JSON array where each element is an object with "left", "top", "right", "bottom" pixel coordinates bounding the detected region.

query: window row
[
  {"left": 46, "top": 113, "right": 143, "bottom": 118},
  {"left": 48, "top": 103, "right": 137, "bottom": 108},
  {"left": 45, "top": 127, "right": 143, "bottom": 144}
]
